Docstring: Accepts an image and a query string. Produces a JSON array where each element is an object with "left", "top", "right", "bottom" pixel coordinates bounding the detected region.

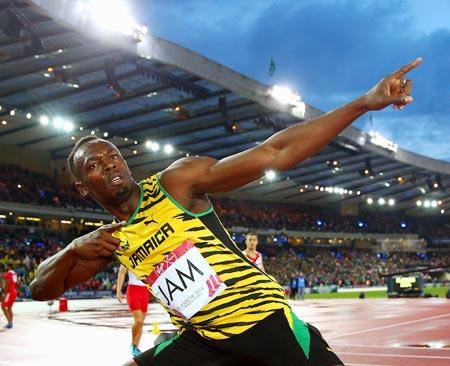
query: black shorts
[{"left": 135, "top": 309, "right": 344, "bottom": 366}]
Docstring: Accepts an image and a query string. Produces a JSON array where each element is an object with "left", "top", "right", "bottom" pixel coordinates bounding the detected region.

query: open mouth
[{"left": 109, "top": 175, "right": 124, "bottom": 186}]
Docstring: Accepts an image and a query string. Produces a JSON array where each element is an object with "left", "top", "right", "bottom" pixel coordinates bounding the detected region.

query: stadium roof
[{"left": 0, "top": 0, "right": 448, "bottom": 215}]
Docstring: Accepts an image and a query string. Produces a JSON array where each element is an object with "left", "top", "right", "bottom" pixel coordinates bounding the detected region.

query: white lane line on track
[
  {"left": 332, "top": 343, "right": 450, "bottom": 351},
  {"left": 328, "top": 313, "right": 450, "bottom": 339},
  {"left": 0, "top": 332, "right": 33, "bottom": 339},
  {"left": 338, "top": 352, "right": 450, "bottom": 359},
  {"left": 346, "top": 364, "right": 393, "bottom": 366},
  {"left": 0, "top": 344, "right": 36, "bottom": 351}
]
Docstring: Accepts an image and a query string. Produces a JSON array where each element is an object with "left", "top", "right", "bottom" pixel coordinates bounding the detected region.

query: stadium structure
[
  {"left": 0, "top": 4, "right": 449, "bottom": 365},
  {"left": 0, "top": 0, "right": 448, "bottom": 227}
]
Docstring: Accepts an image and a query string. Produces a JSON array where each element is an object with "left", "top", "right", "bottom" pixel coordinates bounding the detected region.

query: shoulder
[
  {"left": 160, "top": 156, "right": 217, "bottom": 179},
  {"left": 158, "top": 157, "right": 214, "bottom": 212},
  {"left": 159, "top": 155, "right": 218, "bottom": 192}
]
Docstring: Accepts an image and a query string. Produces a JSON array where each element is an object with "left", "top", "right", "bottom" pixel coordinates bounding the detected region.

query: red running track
[
  {"left": 0, "top": 298, "right": 449, "bottom": 365},
  {"left": 292, "top": 298, "right": 450, "bottom": 366}
]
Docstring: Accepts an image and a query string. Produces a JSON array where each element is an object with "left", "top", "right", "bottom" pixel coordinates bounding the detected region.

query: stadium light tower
[{"left": 80, "top": 0, "right": 148, "bottom": 41}]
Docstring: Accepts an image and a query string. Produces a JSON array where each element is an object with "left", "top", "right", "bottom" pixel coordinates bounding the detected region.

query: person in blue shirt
[{"left": 297, "top": 272, "right": 306, "bottom": 300}]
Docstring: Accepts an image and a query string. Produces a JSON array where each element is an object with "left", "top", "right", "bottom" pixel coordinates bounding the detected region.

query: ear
[{"left": 75, "top": 181, "right": 89, "bottom": 197}]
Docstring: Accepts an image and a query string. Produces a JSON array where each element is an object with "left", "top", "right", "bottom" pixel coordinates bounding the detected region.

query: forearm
[
  {"left": 264, "top": 96, "right": 369, "bottom": 171},
  {"left": 116, "top": 266, "right": 126, "bottom": 294},
  {"left": 29, "top": 245, "right": 78, "bottom": 301},
  {"left": 29, "top": 223, "right": 123, "bottom": 301}
]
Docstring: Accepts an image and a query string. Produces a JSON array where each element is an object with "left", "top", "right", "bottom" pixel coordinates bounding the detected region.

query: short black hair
[
  {"left": 67, "top": 135, "right": 99, "bottom": 180},
  {"left": 246, "top": 232, "right": 258, "bottom": 237}
]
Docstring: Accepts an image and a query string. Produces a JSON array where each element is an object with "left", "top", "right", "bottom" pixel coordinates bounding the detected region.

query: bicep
[
  {"left": 163, "top": 144, "right": 278, "bottom": 194},
  {"left": 64, "top": 256, "right": 113, "bottom": 289}
]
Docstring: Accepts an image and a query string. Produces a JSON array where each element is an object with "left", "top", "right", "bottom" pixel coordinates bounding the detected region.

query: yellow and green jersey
[{"left": 113, "top": 174, "right": 290, "bottom": 340}]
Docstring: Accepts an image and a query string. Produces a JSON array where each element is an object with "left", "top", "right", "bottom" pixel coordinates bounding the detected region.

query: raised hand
[
  {"left": 363, "top": 57, "right": 422, "bottom": 111},
  {"left": 69, "top": 221, "right": 126, "bottom": 259}
]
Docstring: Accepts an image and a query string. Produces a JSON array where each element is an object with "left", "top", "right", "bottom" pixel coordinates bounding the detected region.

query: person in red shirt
[{"left": 1, "top": 263, "right": 18, "bottom": 329}]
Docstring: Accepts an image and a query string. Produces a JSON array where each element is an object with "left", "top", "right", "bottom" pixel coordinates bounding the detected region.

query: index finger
[
  {"left": 392, "top": 57, "right": 422, "bottom": 78},
  {"left": 102, "top": 221, "right": 126, "bottom": 233}
]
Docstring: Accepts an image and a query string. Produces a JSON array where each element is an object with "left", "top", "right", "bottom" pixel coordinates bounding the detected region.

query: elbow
[
  {"left": 29, "top": 280, "right": 52, "bottom": 301},
  {"left": 29, "top": 280, "right": 43, "bottom": 301}
]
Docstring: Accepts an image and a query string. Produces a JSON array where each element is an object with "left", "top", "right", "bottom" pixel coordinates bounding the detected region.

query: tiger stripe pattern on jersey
[{"left": 113, "top": 174, "right": 291, "bottom": 340}]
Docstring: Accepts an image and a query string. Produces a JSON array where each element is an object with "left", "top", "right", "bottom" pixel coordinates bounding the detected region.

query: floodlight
[
  {"left": 62, "top": 120, "right": 74, "bottom": 132},
  {"left": 83, "top": 0, "right": 147, "bottom": 41},
  {"left": 164, "top": 144, "right": 173, "bottom": 154},
  {"left": 53, "top": 117, "right": 63, "bottom": 129},
  {"left": 265, "top": 170, "right": 276, "bottom": 181},
  {"left": 269, "top": 85, "right": 305, "bottom": 117},
  {"left": 40, "top": 116, "right": 49, "bottom": 125},
  {"left": 145, "top": 141, "right": 159, "bottom": 152}
]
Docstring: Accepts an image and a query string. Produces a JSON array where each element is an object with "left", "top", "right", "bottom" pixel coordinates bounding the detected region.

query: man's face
[
  {"left": 245, "top": 234, "right": 258, "bottom": 251},
  {"left": 74, "top": 140, "right": 134, "bottom": 203}
]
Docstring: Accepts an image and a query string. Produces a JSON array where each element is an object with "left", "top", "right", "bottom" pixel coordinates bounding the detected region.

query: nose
[{"left": 104, "top": 161, "right": 117, "bottom": 172}]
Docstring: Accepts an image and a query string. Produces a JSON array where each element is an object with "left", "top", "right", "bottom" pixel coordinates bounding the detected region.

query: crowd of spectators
[
  {"left": 0, "top": 163, "right": 99, "bottom": 210},
  {"left": 212, "top": 198, "right": 450, "bottom": 239},
  {"left": 0, "top": 228, "right": 116, "bottom": 299},
  {"left": 1, "top": 227, "right": 448, "bottom": 300},
  {"left": 213, "top": 198, "right": 447, "bottom": 236},
  {"left": 261, "top": 245, "right": 449, "bottom": 287},
  {"left": 0, "top": 163, "right": 448, "bottom": 240}
]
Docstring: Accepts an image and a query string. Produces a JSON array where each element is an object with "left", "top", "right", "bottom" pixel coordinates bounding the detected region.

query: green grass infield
[{"left": 300, "top": 286, "right": 448, "bottom": 300}]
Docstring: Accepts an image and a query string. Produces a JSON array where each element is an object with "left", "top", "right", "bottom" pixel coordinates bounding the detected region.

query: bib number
[{"left": 146, "top": 240, "right": 227, "bottom": 319}]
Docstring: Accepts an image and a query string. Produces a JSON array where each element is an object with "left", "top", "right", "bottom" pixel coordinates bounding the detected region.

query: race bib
[{"left": 146, "top": 240, "right": 227, "bottom": 319}]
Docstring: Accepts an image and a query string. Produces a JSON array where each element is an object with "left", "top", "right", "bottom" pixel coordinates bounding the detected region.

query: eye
[
  {"left": 111, "top": 154, "right": 118, "bottom": 160},
  {"left": 89, "top": 162, "right": 98, "bottom": 170}
]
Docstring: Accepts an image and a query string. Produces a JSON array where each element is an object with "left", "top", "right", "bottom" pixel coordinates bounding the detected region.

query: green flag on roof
[{"left": 269, "top": 57, "right": 276, "bottom": 77}]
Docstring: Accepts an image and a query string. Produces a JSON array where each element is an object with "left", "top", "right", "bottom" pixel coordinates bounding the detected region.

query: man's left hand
[{"left": 362, "top": 57, "right": 422, "bottom": 111}]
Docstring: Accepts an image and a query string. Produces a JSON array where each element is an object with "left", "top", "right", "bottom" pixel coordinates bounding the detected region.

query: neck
[
  {"left": 102, "top": 180, "right": 141, "bottom": 222},
  {"left": 246, "top": 248, "right": 257, "bottom": 256}
]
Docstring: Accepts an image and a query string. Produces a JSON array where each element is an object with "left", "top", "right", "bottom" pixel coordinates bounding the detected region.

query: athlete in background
[
  {"left": 117, "top": 264, "right": 150, "bottom": 357},
  {"left": 242, "top": 232, "right": 265, "bottom": 271},
  {"left": 1, "top": 263, "right": 18, "bottom": 329}
]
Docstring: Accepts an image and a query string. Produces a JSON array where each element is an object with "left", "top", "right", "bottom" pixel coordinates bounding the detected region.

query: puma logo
[
  {"left": 144, "top": 214, "right": 158, "bottom": 226},
  {"left": 115, "top": 240, "right": 130, "bottom": 256}
]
